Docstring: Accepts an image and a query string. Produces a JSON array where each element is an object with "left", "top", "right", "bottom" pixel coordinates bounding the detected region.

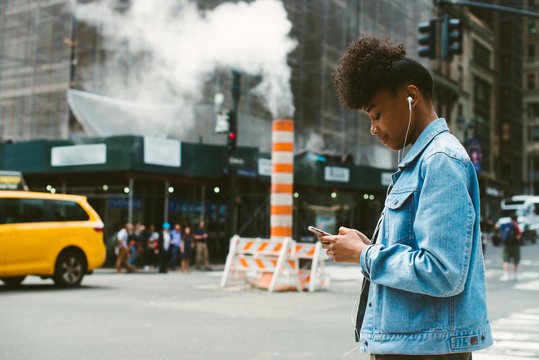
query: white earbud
[{"left": 399, "top": 96, "right": 413, "bottom": 164}]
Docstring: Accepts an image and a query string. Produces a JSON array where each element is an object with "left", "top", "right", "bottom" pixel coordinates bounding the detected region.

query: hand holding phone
[{"left": 308, "top": 226, "right": 331, "bottom": 237}]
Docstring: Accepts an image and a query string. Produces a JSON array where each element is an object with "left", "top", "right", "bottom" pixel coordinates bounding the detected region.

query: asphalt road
[{"left": 1, "top": 240, "right": 538, "bottom": 360}]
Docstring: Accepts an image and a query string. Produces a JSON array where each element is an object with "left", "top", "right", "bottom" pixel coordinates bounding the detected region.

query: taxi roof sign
[{"left": 0, "top": 171, "right": 26, "bottom": 190}]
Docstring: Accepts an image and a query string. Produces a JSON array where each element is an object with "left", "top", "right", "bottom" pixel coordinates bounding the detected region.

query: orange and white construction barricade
[
  {"left": 220, "top": 235, "right": 329, "bottom": 292},
  {"left": 292, "top": 241, "right": 329, "bottom": 292}
]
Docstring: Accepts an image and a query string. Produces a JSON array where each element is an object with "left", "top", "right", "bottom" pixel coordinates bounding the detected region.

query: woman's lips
[{"left": 379, "top": 135, "right": 388, "bottom": 145}]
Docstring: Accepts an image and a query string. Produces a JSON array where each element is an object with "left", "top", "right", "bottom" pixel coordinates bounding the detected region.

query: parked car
[{"left": 0, "top": 191, "right": 105, "bottom": 287}]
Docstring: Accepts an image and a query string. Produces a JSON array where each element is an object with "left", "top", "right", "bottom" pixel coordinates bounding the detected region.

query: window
[
  {"left": 50, "top": 200, "right": 89, "bottom": 221},
  {"left": 502, "top": 122, "right": 510, "bottom": 141},
  {"left": 473, "top": 40, "right": 491, "bottom": 68},
  {"left": 528, "top": 44, "right": 536, "bottom": 61},
  {"left": 0, "top": 198, "right": 89, "bottom": 224},
  {"left": 529, "top": 20, "right": 536, "bottom": 35},
  {"left": 528, "top": 73, "right": 536, "bottom": 90},
  {"left": 532, "top": 127, "right": 539, "bottom": 141},
  {"left": 0, "top": 198, "right": 47, "bottom": 224}
]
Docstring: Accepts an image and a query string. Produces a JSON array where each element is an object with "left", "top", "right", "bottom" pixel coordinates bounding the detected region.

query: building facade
[
  {"left": 0, "top": 0, "right": 532, "bottom": 257},
  {"left": 524, "top": 0, "right": 539, "bottom": 194}
]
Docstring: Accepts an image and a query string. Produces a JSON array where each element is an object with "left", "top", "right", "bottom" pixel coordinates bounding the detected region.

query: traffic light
[
  {"left": 226, "top": 110, "right": 236, "bottom": 152},
  {"left": 227, "top": 130, "right": 236, "bottom": 152},
  {"left": 441, "top": 16, "right": 462, "bottom": 61},
  {"left": 418, "top": 19, "right": 437, "bottom": 59}
]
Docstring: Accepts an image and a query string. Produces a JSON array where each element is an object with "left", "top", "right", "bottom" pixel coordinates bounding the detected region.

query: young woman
[{"left": 322, "top": 34, "right": 492, "bottom": 359}]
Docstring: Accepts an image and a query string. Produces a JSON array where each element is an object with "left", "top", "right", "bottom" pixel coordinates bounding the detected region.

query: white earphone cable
[{"left": 398, "top": 97, "right": 413, "bottom": 164}]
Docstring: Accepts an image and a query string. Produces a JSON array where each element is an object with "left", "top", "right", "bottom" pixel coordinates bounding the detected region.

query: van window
[
  {"left": 501, "top": 209, "right": 526, "bottom": 218},
  {"left": 50, "top": 200, "right": 89, "bottom": 221},
  {"left": 0, "top": 198, "right": 47, "bottom": 224},
  {"left": 0, "top": 198, "right": 89, "bottom": 224}
]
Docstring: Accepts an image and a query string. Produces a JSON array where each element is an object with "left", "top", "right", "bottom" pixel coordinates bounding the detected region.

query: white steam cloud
[{"left": 71, "top": 0, "right": 297, "bottom": 124}]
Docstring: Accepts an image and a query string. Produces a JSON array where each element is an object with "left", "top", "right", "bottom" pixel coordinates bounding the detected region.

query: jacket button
[
  {"left": 471, "top": 337, "right": 478, "bottom": 345},
  {"left": 368, "top": 302, "right": 372, "bottom": 307},
  {"left": 481, "top": 336, "right": 485, "bottom": 341},
  {"left": 364, "top": 340, "right": 368, "bottom": 346}
]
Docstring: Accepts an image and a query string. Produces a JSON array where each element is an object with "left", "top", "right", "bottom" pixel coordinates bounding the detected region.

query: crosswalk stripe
[
  {"left": 493, "top": 332, "right": 539, "bottom": 341},
  {"left": 492, "top": 341, "right": 539, "bottom": 352},
  {"left": 478, "top": 306, "right": 539, "bottom": 359},
  {"left": 515, "top": 279, "right": 539, "bottom": 290}
]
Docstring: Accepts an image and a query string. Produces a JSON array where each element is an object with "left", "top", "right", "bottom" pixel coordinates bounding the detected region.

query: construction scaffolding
[
  {"left": 0, "top": 0, "right": 72, "bottom": 141},
  {"left": 0, "top": 0, "right": 433, "bottom": 169}
]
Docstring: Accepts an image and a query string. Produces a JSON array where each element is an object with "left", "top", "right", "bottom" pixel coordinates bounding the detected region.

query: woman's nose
[{"left": 370, "top": 123, "right": 378, "bottom": 135}]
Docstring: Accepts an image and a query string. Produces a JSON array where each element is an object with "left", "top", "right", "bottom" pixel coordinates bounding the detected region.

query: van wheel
[
  {"left": 54, "top": 251, "right": 85, "bottom": 287},
  {"left": 1, "top": 276, "right": 26, "bottom": 287}
]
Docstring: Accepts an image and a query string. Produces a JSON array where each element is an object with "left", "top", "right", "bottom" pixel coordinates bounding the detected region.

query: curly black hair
[{"left": 333, "top": 34, "right": 433, "bottom": 110}]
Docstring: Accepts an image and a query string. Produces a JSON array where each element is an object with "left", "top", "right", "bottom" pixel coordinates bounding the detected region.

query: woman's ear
[{"left": 406, "top": 85, "right": 420, "bottom": 107}]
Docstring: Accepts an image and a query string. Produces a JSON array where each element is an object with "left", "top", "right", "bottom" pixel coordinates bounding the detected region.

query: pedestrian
[
  {"left": 127, "top": 223, "right": 142, "bottom": 268},
  {"left": 144, "top": 224, "right": 159, "bottom": 270},
  {"left": 321, "top": 34, "right": 492, "bottom": 358},
  {"left": 180, "top": 224, "right": 194, "bottom": 273},
  {"left": 169, "top": 223, "right": 182, "bottom": 271},
  {"left": 128, "top": 236, "right": 138, "bottom": 267},
  {"left": 133, "top": 223, "right": 146, "bottom": 267},
  {"left": 194, "top": 220, "right": 211, "bottom": 270},
  {"left": 116, "top": 222, "right": 136, "bottom": 273},
  {"left": 499, "top": 212, "right": 521, "bottom": 282},
  {"left": 158, "top": 222, "right": 171, "bottom": 274}
]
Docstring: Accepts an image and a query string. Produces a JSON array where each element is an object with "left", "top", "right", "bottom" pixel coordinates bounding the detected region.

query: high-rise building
[
  {"left": 523, "top": 0, "right": 539, "bottom": 193},
  {"left": 471, "top": 1, "right": 525, "bottom": 198}
]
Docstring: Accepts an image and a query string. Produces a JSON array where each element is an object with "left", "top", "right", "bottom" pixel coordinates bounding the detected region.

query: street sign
[
  {"left": 228, "top": 156, "right": 246, "bottom": 167},
  {"left": 324, "top": 166, "right": 350, "bottom": 183}
]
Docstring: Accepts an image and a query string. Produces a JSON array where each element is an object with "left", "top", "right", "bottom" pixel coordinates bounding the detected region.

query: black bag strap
[
  {"left": 354, "top": 178, "right": 393, "bottom": 341},
  {"left": 354, "top": 211, "right": 384, "bottom": 341}
]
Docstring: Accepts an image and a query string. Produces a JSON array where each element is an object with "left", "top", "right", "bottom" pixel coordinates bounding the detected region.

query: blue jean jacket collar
[{"left": 398, "top": 118, "right": 449, "bottom": 171}]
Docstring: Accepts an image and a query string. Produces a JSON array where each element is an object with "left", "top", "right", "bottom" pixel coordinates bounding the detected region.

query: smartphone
[{"left": 308, "top": 226, "right": 331, "bottom": 237}]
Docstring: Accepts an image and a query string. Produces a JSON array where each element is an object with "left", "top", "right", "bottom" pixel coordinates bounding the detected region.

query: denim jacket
[{"left": 358, "top": 119, "right": 493, "bottom": 354}]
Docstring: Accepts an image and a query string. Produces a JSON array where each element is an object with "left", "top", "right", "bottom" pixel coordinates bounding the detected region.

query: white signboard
[
  {"left": 381, "top": 172, "right": 393, "bottom": 186},
  {"left": 51, "top": 144, "right": 107, "bottom": 167},
  {"left": 324, "top": 166, "right": 350, "bottom": 183},
  {"left": 258, "top": 158, "right": 272, "bottom": 176},
  {"left": 486, "top": 187, "right": 503, "bottom": 197},
  {"left": 144, "top": 137, "right": 181, "bottom": 167}
]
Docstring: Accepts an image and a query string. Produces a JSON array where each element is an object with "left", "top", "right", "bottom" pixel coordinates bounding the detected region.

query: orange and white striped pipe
[{"left": 271, "top": 119, "right": 294, "bottom": 241}]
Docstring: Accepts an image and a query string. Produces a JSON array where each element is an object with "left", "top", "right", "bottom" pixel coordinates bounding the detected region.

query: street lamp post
[{"left": 226, "top": 71, "right": 241, "bottom": 240}]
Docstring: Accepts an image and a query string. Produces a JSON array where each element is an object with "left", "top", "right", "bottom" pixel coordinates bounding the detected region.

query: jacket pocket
[
  {"left": 378, "top": 287, "right": 438, "bottom": 333},
  {"left": 384, "top": 190, "right": 415, "bottom": 243}
]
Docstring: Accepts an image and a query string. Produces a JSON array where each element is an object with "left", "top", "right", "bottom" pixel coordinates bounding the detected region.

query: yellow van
[{"left": 0, "top": 191, "right": 105, "bottom": 287}]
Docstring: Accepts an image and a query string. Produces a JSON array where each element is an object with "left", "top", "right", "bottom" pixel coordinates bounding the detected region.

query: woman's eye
[{"left": 374, "top": 113, "right": 381, "bottom": 121}]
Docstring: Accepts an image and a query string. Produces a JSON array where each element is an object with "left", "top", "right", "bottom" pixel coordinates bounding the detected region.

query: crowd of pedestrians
[{"left": 114, "top": 220, "right": 210, "bottom": 274}]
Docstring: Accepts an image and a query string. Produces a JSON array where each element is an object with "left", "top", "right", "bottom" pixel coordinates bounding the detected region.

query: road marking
[
  {"left": 476, "top": 306, "right": 539, "bottom": 359},
  {"left": 515, "top": 279, "right": 539, "bottom": 291}
]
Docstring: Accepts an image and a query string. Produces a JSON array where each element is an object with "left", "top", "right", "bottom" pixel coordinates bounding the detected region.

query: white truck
[{"left": 494, "top": 195, "right": 539, "bottom": 245}]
